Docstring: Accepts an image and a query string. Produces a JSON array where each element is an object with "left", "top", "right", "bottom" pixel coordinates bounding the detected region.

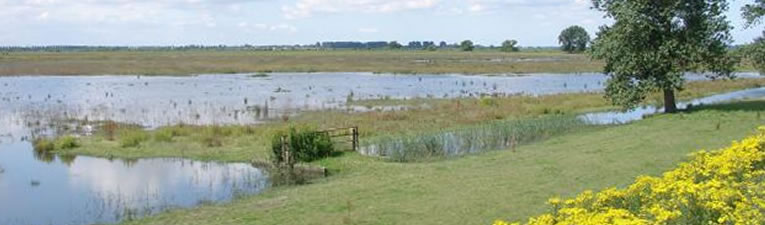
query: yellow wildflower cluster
[{"left": 495, "top": 126, "right": 765, "bottom": 225}]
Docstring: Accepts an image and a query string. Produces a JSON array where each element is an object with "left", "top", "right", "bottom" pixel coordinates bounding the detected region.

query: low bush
[
  {"left": 271, "top": 127, "right": 335, "bottom": 164},
  {"left": 494, "top": 126, "right": 765, "bottom": 225}
]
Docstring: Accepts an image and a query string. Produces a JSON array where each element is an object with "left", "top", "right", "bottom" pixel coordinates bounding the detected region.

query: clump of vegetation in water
[
  {"left": 120, "top": 130, "right": 150, "bottom": 148},
  {"left": 33, "top": 138, "right": 56, "bottom": 153},
  {"left": 33, "top": 136, "right": 79, "bottom": 153},
  {"left": 54, "top": 136, "right": 79, "bottom": 150},
  {"left": 271, "top": 126, "right": 335, "bottom": 165},
  {"left": 249, "top": 72, "right": 269, "bottom": 78}
]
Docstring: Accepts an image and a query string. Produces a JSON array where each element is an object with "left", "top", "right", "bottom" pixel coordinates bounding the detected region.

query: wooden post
[
  {"left": 351, "top": 126, "right": 359, "bottom": 152},
  {"left": 280, "top": 135, "right": 292, "bottom": 169}
]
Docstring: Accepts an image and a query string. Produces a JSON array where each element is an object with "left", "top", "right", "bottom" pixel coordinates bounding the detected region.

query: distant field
[{"left": 0, "top": 50, "right": 607, "bottom": 75}]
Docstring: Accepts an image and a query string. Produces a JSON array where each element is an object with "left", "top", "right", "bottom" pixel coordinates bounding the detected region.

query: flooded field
[{"left": 0, "top": 72, "right": 761, "bottom": 225}]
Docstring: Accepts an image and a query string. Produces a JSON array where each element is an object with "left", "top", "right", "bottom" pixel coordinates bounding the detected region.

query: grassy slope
[
  {"left": 119, "top": 101, "right": 765, "bottom": 225},
  {"left": 63, "top": 78, "right": 765, "bottom": 162},
  {"left": 0, "top": 50, "right": 604, "bottom": 75}
]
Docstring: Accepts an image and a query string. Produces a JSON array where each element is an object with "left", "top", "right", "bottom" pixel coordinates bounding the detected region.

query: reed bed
[{"left": 361, "top": 115, "right": 588, "bottom": 162}]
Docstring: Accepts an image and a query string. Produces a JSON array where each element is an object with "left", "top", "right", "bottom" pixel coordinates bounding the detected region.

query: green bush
[
  {"left": 120, "top": 130, "right": 149, "bottom": 148},
  {"left": 55, "top": 136, "right": 79, "bottom": 150},
  {"left": 272, "top": 127, "right": 335, "bottom": 164}
]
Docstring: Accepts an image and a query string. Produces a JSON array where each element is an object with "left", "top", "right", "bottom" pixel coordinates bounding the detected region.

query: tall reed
[{"left": 361, "top": 115, "right": 587, "bottom": 162}]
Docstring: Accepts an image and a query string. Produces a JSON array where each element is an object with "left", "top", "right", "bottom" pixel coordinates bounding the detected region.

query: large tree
[
  {"left": 590, "top": 0, "right": 737, "bottom": 113},
  {"left": 558, "top": 26, "right": 590, "bottom": 53},
  {"left": 742, "top": 0, "right": 765, "bottom": 74}
]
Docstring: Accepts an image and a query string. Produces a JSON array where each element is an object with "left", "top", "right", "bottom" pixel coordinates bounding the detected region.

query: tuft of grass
[
  {"left": 120, "top": 130, "right": 150, "bottom": 148},
  {"left": 33, "top": 138, "right": 55, "bottom": 152},
  {"left": 54, "top": 136, "right": 79, "bottom": 150},
  {"left": 154, "top": 129, "right": 175, "bottom": 142},
  {"left": 200, "top": 126, "right": 224, "bottom": 147}
]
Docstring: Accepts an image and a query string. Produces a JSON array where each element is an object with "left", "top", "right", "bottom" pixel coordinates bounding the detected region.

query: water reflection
[{"left": 0, "top": 142, "right": 268, "bottom": 225}]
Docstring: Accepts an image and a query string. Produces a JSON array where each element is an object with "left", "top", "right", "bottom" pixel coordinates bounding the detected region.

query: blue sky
[{"left": 1, "top": 0, "right": 762, "bottom": 46}]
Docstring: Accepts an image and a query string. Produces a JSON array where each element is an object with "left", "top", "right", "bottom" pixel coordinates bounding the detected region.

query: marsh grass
[
  {"left": 120, "top": 130, "right": 150, "bottom": 148},
  {"left": 153, "top": 129, "right": 174, "bottom": 142},
  {"left": 362, "top": 115, "right": 587, "bottom": 162},
  {"left": 55, "top": 136, "right": 79, "bottom": 150},
  {"left": 33, "top": 138, "right": 55, "bottom": 152}
]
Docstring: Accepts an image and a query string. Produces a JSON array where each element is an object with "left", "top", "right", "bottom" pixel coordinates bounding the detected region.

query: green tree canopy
[
  {"left": 460, "top": 40, "right": 474, "bottom": 51},
  {"left": 742, "top": 0, "right": 764, "bottom": 74},
  {"left": 501, "top": 40, "right": 520, "bottom": 52},
  {"left": 743, "top": 0, "right": 765, "bottom": 27},
  {"left": 558, "top": 26, "right": 590, "bottom": 53},
  {"left": 590, "top": 0, "right": 737, "bottom": 113}
]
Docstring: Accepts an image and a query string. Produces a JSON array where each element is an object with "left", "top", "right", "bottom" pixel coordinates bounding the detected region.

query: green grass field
[{"left": 113, "top": 100, "right": 765, "bottom": 225}]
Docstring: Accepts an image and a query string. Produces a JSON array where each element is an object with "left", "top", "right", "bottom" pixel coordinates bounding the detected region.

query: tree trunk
[{"left": 663, "top": 88, "right": 677, "bottom": 113}]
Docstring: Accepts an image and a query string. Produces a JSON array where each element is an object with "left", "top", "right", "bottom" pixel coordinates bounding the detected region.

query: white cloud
[{"left": 282, "top": 0, "right": 440, "bottom": 19}]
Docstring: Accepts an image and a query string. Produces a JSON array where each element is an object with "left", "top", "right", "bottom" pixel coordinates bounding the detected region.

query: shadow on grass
[{"left": 687, "top": 100, "right": 765, "bottom": 112}]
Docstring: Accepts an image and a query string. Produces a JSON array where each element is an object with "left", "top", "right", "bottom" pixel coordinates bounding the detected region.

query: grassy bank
[
  {"left": 54, "top": 78, "right": 765, "bottom": 162},
  {"left": 117, "top": 100, "right": 765, "bottom": 225},
  {"left": 0, "top": 50, "right": 602, "bottom": 75}
]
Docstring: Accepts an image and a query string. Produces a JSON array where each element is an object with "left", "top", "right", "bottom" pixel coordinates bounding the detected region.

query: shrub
[
  {"left": 54, "top": 136, "right": 79, "bottom": 150},
  {"left": 495, "top": 126, "right": 765, "bottom": 225},
  {"left": 120, "top": 130, "right": 149, "bottom": 148},
  {"left": 272, "top": 127, "right": 335, "bottom": 164}
]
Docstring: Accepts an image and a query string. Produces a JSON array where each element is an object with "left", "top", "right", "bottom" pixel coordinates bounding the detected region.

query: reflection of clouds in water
[
  {"left": 0, "top": 111, "right": 30, "bottom": 143},
  {"left": 67, "top": 158, "right": 267, "bottom": 210}
]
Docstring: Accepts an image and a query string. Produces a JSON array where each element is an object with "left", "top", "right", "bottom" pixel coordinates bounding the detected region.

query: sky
[{"left": 1, "top": 0, "right": 763, "bottom": 46}]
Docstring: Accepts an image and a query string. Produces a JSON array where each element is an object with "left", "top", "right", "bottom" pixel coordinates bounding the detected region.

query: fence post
[
  {"left": 280, "top": 135, "right": 293, "bottom": 169},
  {"left": 352, "top": 126, "right": 359, "bottom": 152}
]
